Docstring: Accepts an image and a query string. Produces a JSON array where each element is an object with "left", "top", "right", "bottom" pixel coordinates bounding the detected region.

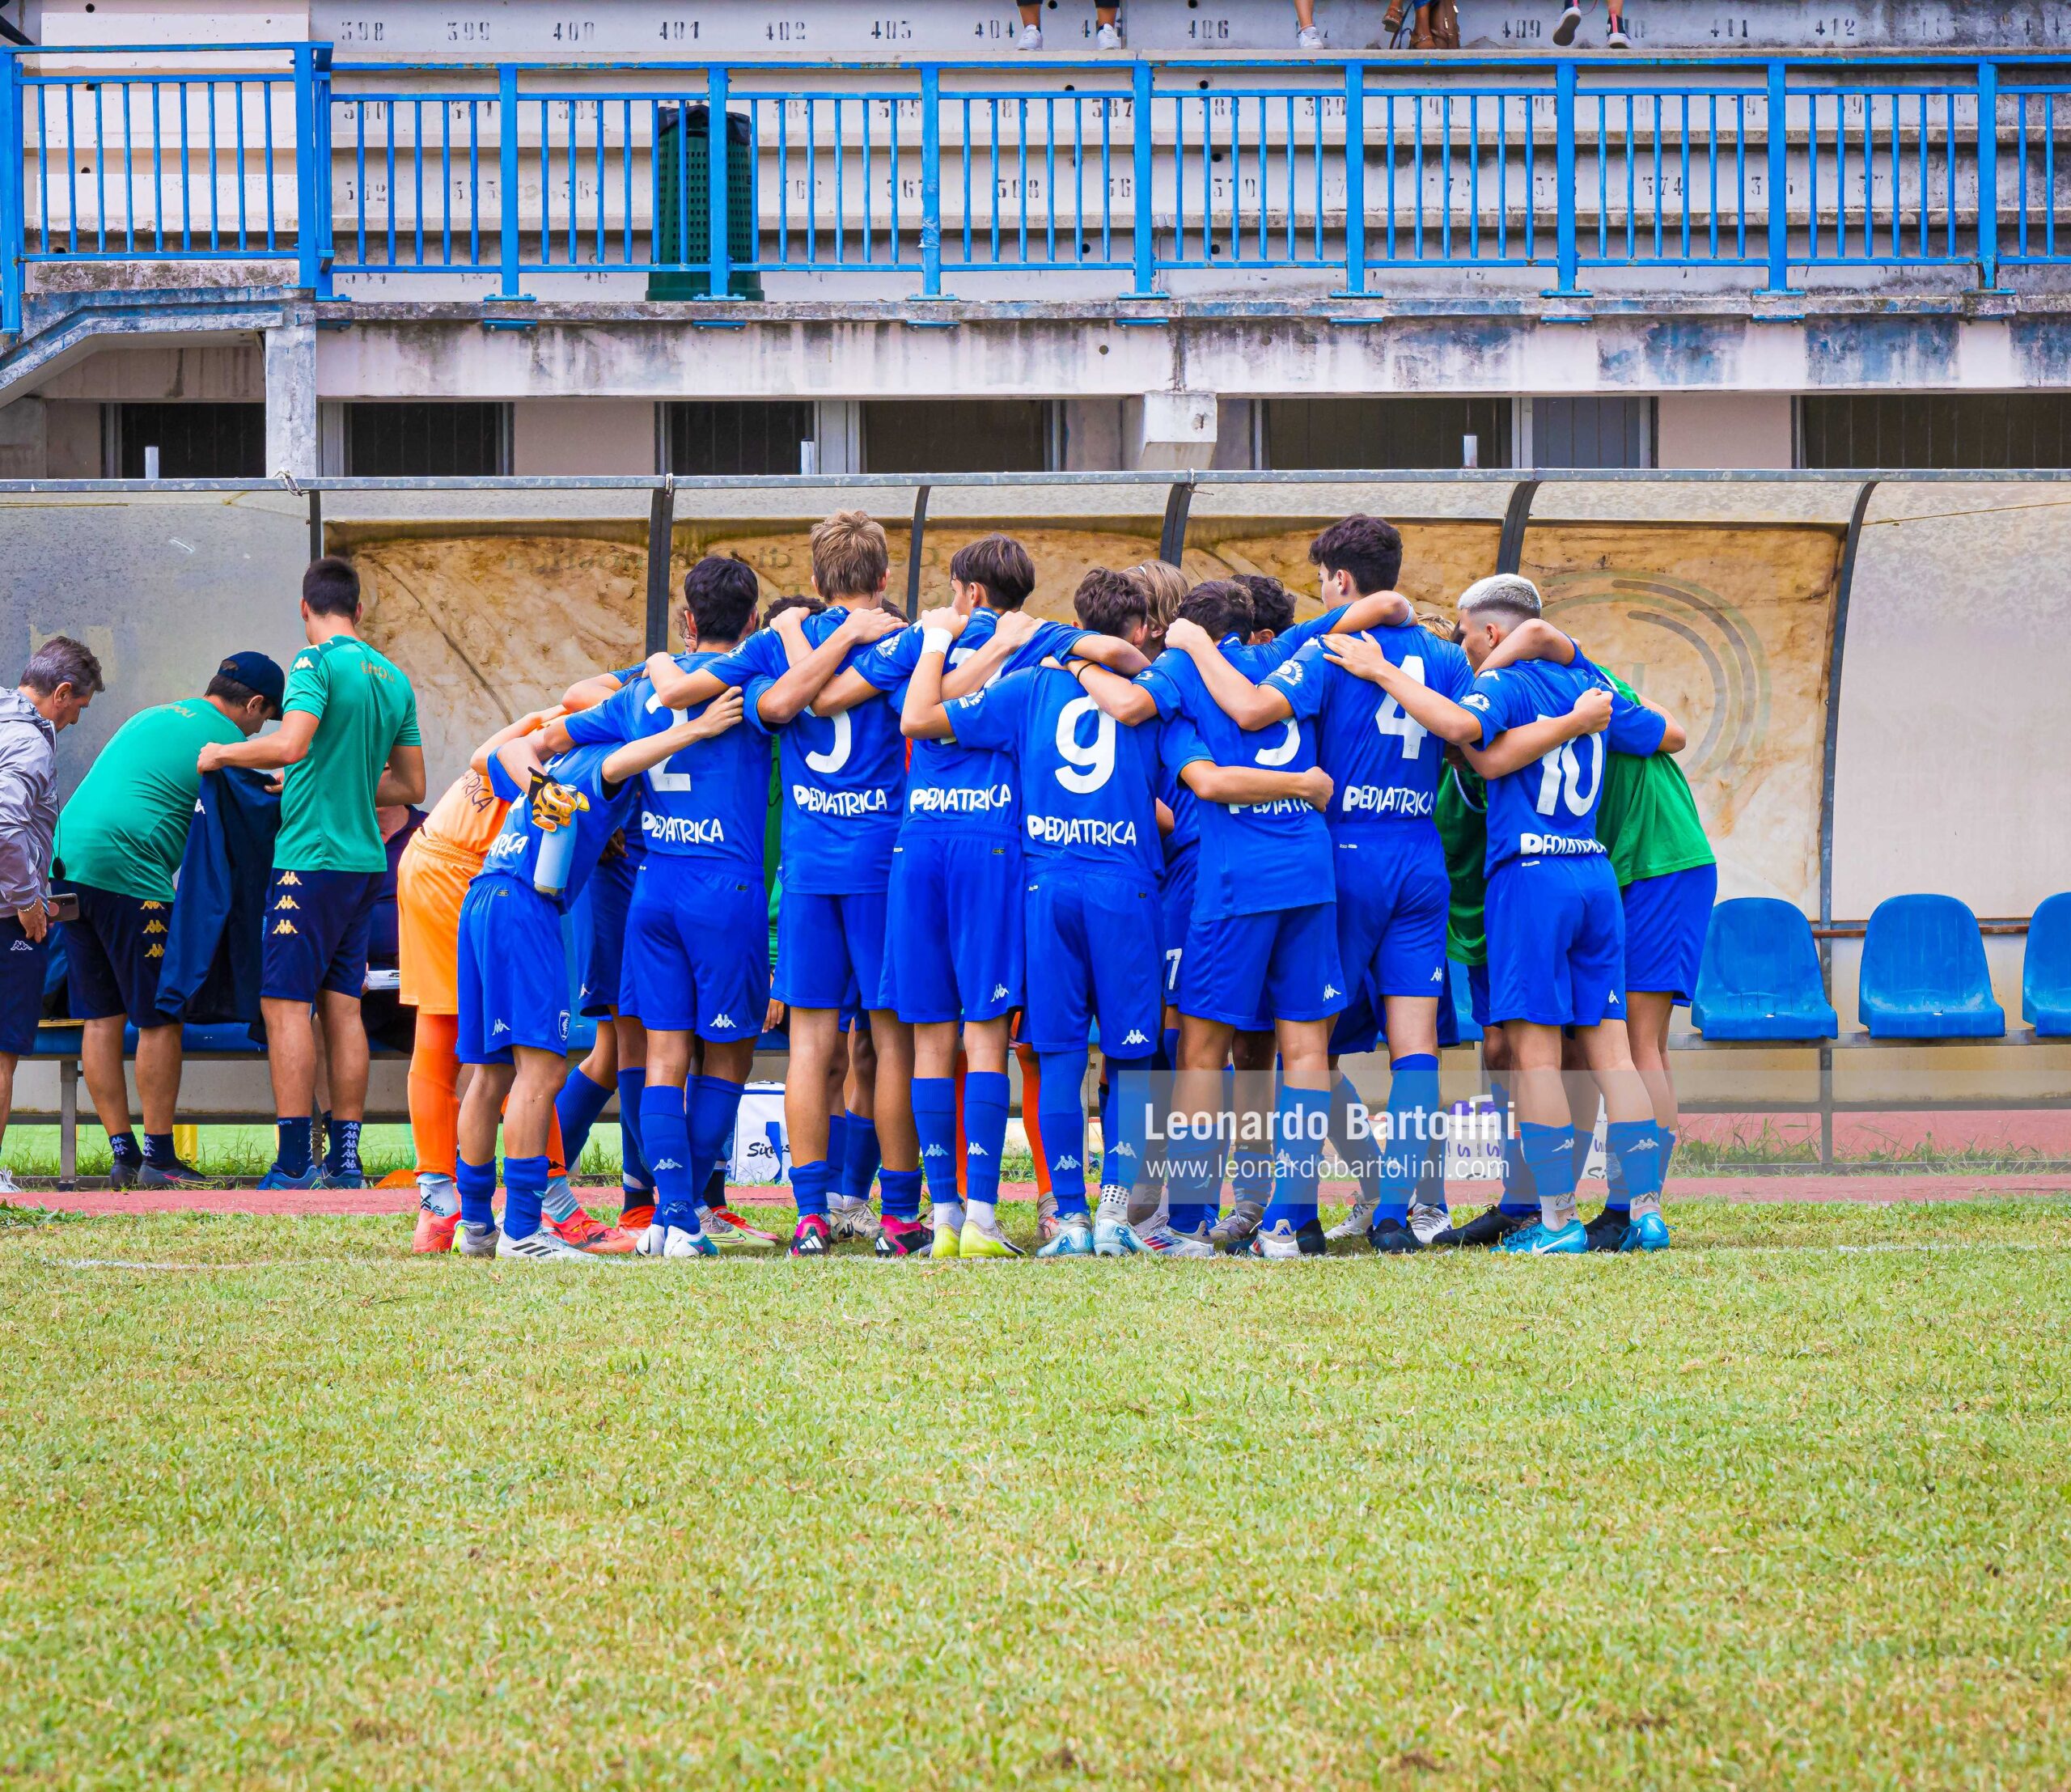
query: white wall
[
  {"left": 510, "top": 400, "right": 657, "bottom": 477},
  {"left": 1657, "top": 395, "right": 1794, "bottom": 470}
]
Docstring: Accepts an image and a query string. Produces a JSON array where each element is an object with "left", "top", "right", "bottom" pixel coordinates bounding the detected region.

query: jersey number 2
[{"left": 643, "top": 689, "right": 694, "bottom": 794}]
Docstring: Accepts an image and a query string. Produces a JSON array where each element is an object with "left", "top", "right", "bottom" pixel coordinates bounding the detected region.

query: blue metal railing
[{"left": 3, "top": 46, "right": 2069, "bottom": 332}]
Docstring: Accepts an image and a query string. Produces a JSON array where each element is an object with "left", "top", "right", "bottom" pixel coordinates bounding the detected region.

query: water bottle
[{"left": 531, "top": 773, "right": 579, "bottom": 899}]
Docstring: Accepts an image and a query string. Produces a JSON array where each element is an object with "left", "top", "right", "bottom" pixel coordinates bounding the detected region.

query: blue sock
[
  {"left": 503, "top": 1153, "right": 548, "bottom": 1240},
  {"left": 1492, "top": 1076, "right": 1536, "bottom": 1215},
  {"left": 880, "top": 1167, "right": 923, "bottom": 1222},
  {"left": 1330, "top": 1074, "right": 1383, "bottom": 1211},
  {"left": 826, "top": 1112, "right": 849, "bottom": 1193},
  {"left": 640, "top": 1082, "right": 697, "bottom": 1231},
  {"left": 1264, "top": 1084, "right": 1331, "bottom": 1231},
  {"left": 110, "top": 1129, "right": 142, "bottom": 1166},
  {"left": 911, "top": 1077, "right": 959, "bottom": 1210},
  {"left": 616, "top": 1070, "right": 653, "bottom": 1195},
  {"left": 1605, "top": 1119, "right": 1663, "bottom": 1214},
  {"left": 1662, "top": 1127, "right": 1679, "bottom": 1177},
  {"left": 963, "top": 1070, "right": 1010, "bottom": 1210},
  {"left": 456, "top": 1154, "right": 498, "bottom": 1231},
  {"left": 1036, "top": 1050, "right": 1091, "bottom": 1218},
  {"left": 790, "top": 1158, "right": 832, "bottom": 1220},
  {"left": 275, "top": 1116, "right": 312, "bottom": 1178},
  {"left": 1100, "top": 1056, "right": 1153, "bottom": 1197},
  {"left": 142, "top": 1130, "right": 176, "bottom": 1168},
  {"left": 1377, "top": 1054, "right": 1438, "bottom": 1226},
  {"left": 687, "top": 1076, "right": 748, "bottom": 1228},
  {"left": 555, "top": 1068, "right": 614, "bottom": 1171},
  {"left": 841, "top": 1112, "right": 880, "bottom": 1205},
  {"left": 325, "top": 1117, "right": 362, "bottom": 1180},
  {"left": 1519, "top": 1121, "right": 1577, "bottom": 1222}
]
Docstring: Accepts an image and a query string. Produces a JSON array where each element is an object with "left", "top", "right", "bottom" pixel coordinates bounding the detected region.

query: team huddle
[{"left": 396, "top": 508, "right": 1716, "bottom": 1263}]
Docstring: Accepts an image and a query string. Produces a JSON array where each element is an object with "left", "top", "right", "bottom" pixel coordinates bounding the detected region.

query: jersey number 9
[{"left": 1055, "top": 697, "right": 1116, "bottom": 793}]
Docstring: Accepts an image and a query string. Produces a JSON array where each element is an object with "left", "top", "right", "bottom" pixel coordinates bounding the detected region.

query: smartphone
[{"left": 45, "top": 891, "right": 79, "bottom": 925}]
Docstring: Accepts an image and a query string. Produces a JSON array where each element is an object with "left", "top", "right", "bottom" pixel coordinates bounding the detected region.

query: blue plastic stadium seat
[
  {"left": 1689, "top": 898, "right": 1838, "bottom": 1041},
  {"left": 1857, "top": 894, "right": 2005, "bottom": 1040},
  {"left": 1438, "top": 960, "right": 1483, "bottom": 1048},
  {"left": 2022, "top": 892, "right": 2071, "bottom": 1037}
]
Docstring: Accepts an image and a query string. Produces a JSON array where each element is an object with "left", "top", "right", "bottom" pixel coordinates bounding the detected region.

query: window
[
  {"left": 861, "top": 400, "right": 1054, "bottom": 474},
  {"left": 345, "top": 403, "right": 510, "bottom": 477},
  {"left": 1263, "top": 398, "right": 1513, "bottom": 471},
  {"left": 1531, "top": 396, "right": 1654, "bottom": 468},
  {"left": 109, "top": 403, "right": 265, "bottom": 478},
  {"left": 1798, "top": 395, "right": 2071, "bottom": 469},
  {"left": 663, "top": 401, "right": 815, "bottom": 477}
]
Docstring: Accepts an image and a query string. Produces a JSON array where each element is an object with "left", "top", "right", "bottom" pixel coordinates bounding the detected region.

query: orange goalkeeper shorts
[{"left": 395, "top": 836, "right": 481, "bottom": 1017}]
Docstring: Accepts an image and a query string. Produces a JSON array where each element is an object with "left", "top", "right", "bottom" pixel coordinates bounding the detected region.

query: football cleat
[
  {"left": 1092, "top": 1204, "right": 1148, "bottom": 1257},
  {"left": 457, "top": 1221, "right": 502, "bottom": 1258},
  {"left": 874, "top": 1215, "right": 934, "bottom": 1258},
  {"left": 412, "top": 1208, "right": 460, "bottom": 1254},
  {"left": 1620, "top": 1210, "right": 1672, "bottom": 1253},
  {"left": 619, "top": 1199, "right": 656, "bottom": 1234},
  {"left": 1553, "top": 4, "right": 1582, "bottom": 46},
  {"left": 256, "top": 1163, "right": 321, "bottom": 1191},
  {"left": 1408, "top": 1200, "right": 1452, "bottom": 1244},
  {"left": 108, "top": 1155, "right": 142, "bottom": 1191},
  {"left": 959, "top": 1216, "right": 1023, "bottom": 1260},
  {"left": 496, "top": 1226, "right": 600, "bottom": 1262},
  {"left": 639, "top": 1223, "right": 719, "bottom": 1259},
  {"left": 319, "top": 1168, "right": 367, "bottom": 1191},
  {"left": 551, "top": 1210, "right": 638, "bottom": 1254},
  {"left": 1584, "top": 1206, "right": 1632, "bottom": 1252},
  {"left": 702, "top": 1206, "right": 781, "bottom": 1248},
  {"left": 828, "top": 1197, "right": 881, "bottom": 1243},
  {"left": 1325, "top": 1197, "right": 1379, "bottom": 1242},
  {"left": 1036, "top": 1217, "right": 1095, "bottom": 1257},
  {"left": 1208, "top": 1198, "right": 1265, "bottom": 1252},
  {"left": 1253, "top": 1218, "right": 1329, "bottom": 1260},
  {"left": 1139, "top": 1222, "right": 1214, "bottom": 1259},
  {"left": 140, "top": 1158, "right": 210, "bottom": 1188},
  {"left": 789, "top": 1215, "right": 832, "bottom": 1257},
  {"left": 1367, "top": 1218, "right": 1425, "bottom": 1256},
  {"left": 1430, "top": 1206, "right": 1531, "bottom": 1249},
  {"left": 1497, "top": 1219, "right": 1589, "bottom": 1256}
]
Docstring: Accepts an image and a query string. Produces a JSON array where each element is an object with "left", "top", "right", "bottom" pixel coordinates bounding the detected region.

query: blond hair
[
  {"left": 811, "top": 510, "right": 891, "bottom": 600},
  {"left": 1126, "top": 560, "right": 1190, "bottom": 634}
]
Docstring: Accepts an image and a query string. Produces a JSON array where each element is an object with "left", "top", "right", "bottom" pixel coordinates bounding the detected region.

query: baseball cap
[{"left": 217, "top": 650, "right": 286, "bottom": 715}]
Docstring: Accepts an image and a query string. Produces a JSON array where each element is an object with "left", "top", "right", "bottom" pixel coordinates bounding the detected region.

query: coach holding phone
[{"left": 0, "top": 638, "right": 104, "bottom": 1194}]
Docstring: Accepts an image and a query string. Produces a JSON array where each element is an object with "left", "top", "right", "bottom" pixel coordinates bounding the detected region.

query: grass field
[{"left": 5, "top": 1197, "right": 2070, "bottom": 1789}]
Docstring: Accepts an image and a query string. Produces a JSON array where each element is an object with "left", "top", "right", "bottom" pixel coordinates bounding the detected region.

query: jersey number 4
[{"left": 1373, "top": 654, "right": 1429, "bottom": 759}]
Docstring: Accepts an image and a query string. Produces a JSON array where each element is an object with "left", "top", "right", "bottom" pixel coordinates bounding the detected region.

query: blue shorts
[
  {"left": 1623, "top": 862, "right": 1718, "bottom": 1004},
  {"left": 776, "top": 888, "right": 888, "bottom": 1013},
  {"left": 57, "top": 882, "right": 174, "bottom": 1028},
  {"left": 625, "top": 860, "right": 770, "bottom": 1042},
  {"left": 1022, "top": 864, "right": 1164, "bottom": 1056},
  {"left": 1179, "top": 902, "right": 1347, "bottom": 1031},
  {"left": 879, "top": 831, "right": 1023, "bottom": 1024},
  {"left": 456, "top": 875, "right": 573, "bottom": 1063},
  {"left": 574, "top": 848, "right": 637, "bottom": 1018},
  {"left": 0, "top": 917, "right": 48, "bottom": 1056},
  {"left": 1467, "top": 962, "right": 1493, "bottom": 1029},
  {"left": 259, "top": 866, "right": 383, "bottom": 1004},
  {"left": 1327, "top": 836, "right": 1451, "bottom": 1055},
  {"left": 1485, "top": 854, "right": 1626, "bottom": 1029},
  {"left": 1159, "top": 848, "right": 1197, "bottom": 1003}
]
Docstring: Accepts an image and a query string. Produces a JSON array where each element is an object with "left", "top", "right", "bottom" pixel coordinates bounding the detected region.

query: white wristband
[{"left": 922, "top": 626, "right": 954, "bottom": 657}]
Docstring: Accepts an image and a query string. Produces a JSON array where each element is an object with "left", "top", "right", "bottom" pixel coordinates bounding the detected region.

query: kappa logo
[
  {"left": 653, "top": 1158, "right": 684, "bottom": 1171},
  {"left": 271, "top": 919, "right": 296, "bottom": 936},
  {"left": 1323, "top": 983, "right": 1340, "bottom": 999},
  {"left": 1112, "top": 1142, "right": 1137, "bottom": 1158},
  {"left": 273, "top": 896, "right": 298, "bottom": 912},
  {"left": 140, "top": 900, "right": 165, "bottom": 912},
  {"left": 1121, "top": 1029, "right": 1149, "bottom": 1046},
  {"left": 923, "top": 1143, "right": 950, "bottom": 1159},
  {"left": 145, "top": 944, "right": 163, "bottom": 960},
  {"left": 491, "top": 1019, "right": 510, "bottom": 1036},
  {"left": 143, "top": 919, "right": 166, "bottom": 935},
  {"left": 277, "top": 871, "right": 302, "bottom": 886},
  {"left": 1430, "top": 967, "right": 1445, "bottom": 983},
  {"left": 992, "top": 985, "right": 1009, "bottom": 1001},
  {"left": 1055, "top": 1154, "right": 1081, "bottom": 1171},
  {"left": 968, "top": 1142, "right": 990, "bottom": 1157},
  {"left": 1608, "top": 989, "right": 1622, "bottom": 1008},
  {"left": 711, "top": 1012, "right": 738, "bottom": 1029},
  {"left": 8, "top": 939, "right": 31, "bottom": 952}
]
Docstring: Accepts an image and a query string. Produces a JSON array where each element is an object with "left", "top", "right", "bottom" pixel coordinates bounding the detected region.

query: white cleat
[
  {"left": 1325, "top": 1197, "right": 1379, "bottom": 1241},
  {"left": 1017, "top": 24, "right": 1044, "bottom": 50},
  {"left": 496, "top": 1226, "right": 599, "bottom": 1263},
  {"left": 1036, "top": 1217, "right": 1095, "bottom": 1258},
  {"left": 1140, "top": 1222, "right": 1215, "bottom": 1258},
  {"left": 829, "top": 1197, "right": 882, "bottom": 1243},
  {"left": 663, "top": 1224, "right": 719, "bottom": 1259},
  {"left": 1093, "top": 1191, "right": 1148, "bottom": 1256},
  {"left": 1408, "top": 1201, "right": 1452, "bottom": 1245},
  {"left": 1297, "top": 24, "right": 1325, "bottom": 49},
  {"left": 1095, "top": 22, "right": 1123, "bottom": 49}
]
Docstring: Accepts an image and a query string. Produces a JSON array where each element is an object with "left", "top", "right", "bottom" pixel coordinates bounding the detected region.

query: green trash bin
[{"left": 650, "top": 104, "right": 762, "bottom": 300}]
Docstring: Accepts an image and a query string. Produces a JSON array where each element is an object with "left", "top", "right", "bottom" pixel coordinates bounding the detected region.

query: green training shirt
[
  {"left": 275, "top": 636, "right": 421, "bottom": 873},
  {"left": 1595, "top": 671, "right": 1715, "bottom": 888},
  {"left": 1436, "top": 759, "right": 1488, "bottom": 968},
  {"left": 54, "top": 699, "right": 243, "bottom": 900}
]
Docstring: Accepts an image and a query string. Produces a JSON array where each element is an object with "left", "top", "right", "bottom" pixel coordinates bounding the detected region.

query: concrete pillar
[
  {"left": 1061, "top": 398, "right": 1124, "bottom": 471},
  {"left": 0, "top": 396, "right": 48, "bottom": 480},
  {"left": 263, "top": 307, "right": 320, "bottom": 479},
  {"left": 1124, "top": 391, "right": 1218, "bottom": 471}
]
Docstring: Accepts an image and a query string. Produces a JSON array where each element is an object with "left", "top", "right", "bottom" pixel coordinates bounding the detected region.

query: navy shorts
[
  {"left": 776, "top": 888, "right": 888, "bottom": 1013},
  {"left": 1328, "top": 835, "right": 1451, "bottom": 1056},
  {"left": 1021, "top": 864, "right": 1164, "bottom": 1056},
  {"left": 879, "top": 832, "right": 1023, "bottom": 1024},
  {"left": 1179, "top": 902, "right": 1347, "bottom": 1032},
  {"left": 58, "top": 882, "right": 175, "bottom": 1028},
  {"left": 457, "top": 875, "right": 571, "bottom": 1064},
  {"left": 574, "top": 848, "right": 637, "bottom": 1018},
  {"left": 1622, "top": 862, "right": 1718, "bottom": 1005},
  {"left": 260, "top": 867, "right": 383, "bottom": 1004},
  {"left": 1485, "top": 854, "right": 1625, "bottom": 1029},
  {"left": 0, "top": 916, "right": 48, "bottom": 1056},
  {"left": 1159, "top": 848, "right": 1198, "bottom": 1004},
  {"left": 625, "top": 860, "right": 770, "bottom": 1041}
]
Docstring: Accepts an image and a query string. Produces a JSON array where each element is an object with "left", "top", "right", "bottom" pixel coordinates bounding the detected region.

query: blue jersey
[
  {"left": 1136, "top": 644, "right": 1332, "bottom": 921},
  {"left": 947, "top": 663, "right": 1191, "bottom": 883},
  {"left": 479, "top": 743, "right": 640, "bottom": 912},
  {"left": 1265, "top": 625, "right": 1475, "bottom": 839},
  {"left": 713, "top": 609, "right": 905, "bottom": 895},
  {"left": 853, "top": 608, "right": 1088, "bottom": 839},
  {"left": 1463, "top": 653, "right": 1667, "bottom": 876}
]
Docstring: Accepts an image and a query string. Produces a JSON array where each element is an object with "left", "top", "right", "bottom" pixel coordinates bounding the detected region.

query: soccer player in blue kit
[
  {"left": 451, "top": 691, "right": 751, "bottom": 1261},
  {"left": 1340, "top": 574, "right": 1688, "bottom": 1255},
  {"left": 642, "top": 513, "right": 908, "bottom": 1256},
  {"left": 907, "top": 568, "right": 1334, "bottom": 1257},
  {"left": 808, "top": 536, "right": 1150, "bottom": 1256}
]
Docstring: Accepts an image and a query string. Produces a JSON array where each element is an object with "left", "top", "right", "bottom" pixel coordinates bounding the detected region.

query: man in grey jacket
[{"left": 0, "top": 638, "right": 103, "bottom": 1192}]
